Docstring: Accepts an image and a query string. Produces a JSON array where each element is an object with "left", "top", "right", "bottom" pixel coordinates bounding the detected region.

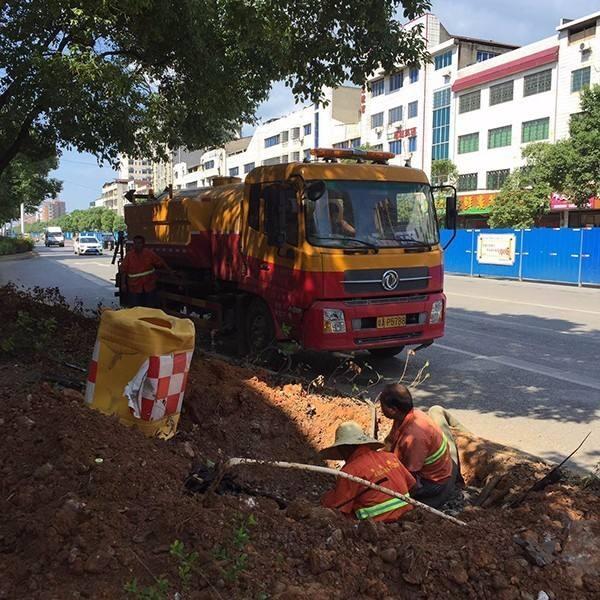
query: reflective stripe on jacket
[{"left": 356, "top": 495, "right": 410, "bottom": 520}]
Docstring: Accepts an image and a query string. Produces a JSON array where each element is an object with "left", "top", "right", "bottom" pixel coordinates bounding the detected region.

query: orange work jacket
[
  {"left": 386, "top": 409, "right": 453, "bottom": 484},
  {"left": 121, "top": 248, "right": 167, "bottom": 293},
  {"left": 321, "top": 446, "right": 415, "bottom": 522}
]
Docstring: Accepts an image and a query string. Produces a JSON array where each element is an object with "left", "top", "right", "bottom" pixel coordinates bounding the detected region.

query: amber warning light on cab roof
[{"left": 310, "top": 147, "right": 395, "bottom": 164}]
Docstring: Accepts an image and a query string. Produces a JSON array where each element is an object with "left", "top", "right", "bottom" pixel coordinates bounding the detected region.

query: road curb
[{"left": 0, "top": 250, "right": 39, "bottom": 262}]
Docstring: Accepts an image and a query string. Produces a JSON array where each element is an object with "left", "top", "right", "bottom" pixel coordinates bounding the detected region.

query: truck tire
[
  {"left": 245, "top": 299, "right": 275, "bottom": 355},
  {"left": 367, "top": 345, "right": 405, "bottom": 359}
]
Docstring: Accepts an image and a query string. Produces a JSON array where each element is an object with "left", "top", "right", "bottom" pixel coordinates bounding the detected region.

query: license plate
[{"left": 376, "top": 315, "right": 406, "bottom": 329}]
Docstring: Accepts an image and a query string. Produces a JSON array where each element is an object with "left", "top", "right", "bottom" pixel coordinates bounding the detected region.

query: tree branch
[{"left": 0, "top": 111, "right": 38, "bottom": 176}]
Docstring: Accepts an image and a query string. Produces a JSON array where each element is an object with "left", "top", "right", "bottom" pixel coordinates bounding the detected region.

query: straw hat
[{"left": 320, "top": 421, "right": 383, "bottom": 460}]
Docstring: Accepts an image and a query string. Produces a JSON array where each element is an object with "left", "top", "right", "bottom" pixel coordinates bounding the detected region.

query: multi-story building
[
  {"left": 361, "top": 14, "right": 517, "bottom": 178},
  {"left": 39, "top": 199, "right": 66, "bottom": 222},
  {"left": 452, "top": 10, "right": 600, "bottom": 226},
  {"left": 96, "top": 179, "right": 130, "bottom": 216},
  {"left": 118, "top": 154, "right": 153, "bottom": 181},
  {"left": 152, "top": 152, "right": 175, "bottom": 194}
]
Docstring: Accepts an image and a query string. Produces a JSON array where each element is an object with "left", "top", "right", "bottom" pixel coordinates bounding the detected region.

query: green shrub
[{"left": 0, "top": 236, "right": 34, "bottom": 255}]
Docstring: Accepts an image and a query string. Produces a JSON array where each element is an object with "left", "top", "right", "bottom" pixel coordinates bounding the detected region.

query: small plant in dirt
[
  {"left": 124, "top": 576, "right": 169, "bottom": 600},
  {"left": 0, "top": 309, "right": 57, "bottom": 354},
  {"left": 169, "top": 539, "right": 199, "bottom": 591},
  {"left": 124, "top": 540, "right": 200, "bottom": 599},
  {"left": 212, "top": 513, "right": 257, "bottom": 582}
]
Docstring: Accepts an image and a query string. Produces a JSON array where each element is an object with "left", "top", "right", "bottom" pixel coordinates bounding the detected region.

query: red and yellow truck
[{"left": 120, "top": 148, "right": 456, "bottom": 357}]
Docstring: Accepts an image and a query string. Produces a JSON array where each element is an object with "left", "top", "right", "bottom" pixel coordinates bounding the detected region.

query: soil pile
[{"left": 0, "top": 285, "right": 599, "bottom": 599}]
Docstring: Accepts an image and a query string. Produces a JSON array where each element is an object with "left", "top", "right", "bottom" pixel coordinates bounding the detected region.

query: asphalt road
[{"left": 2, "top": 243, "right": 599, "bottom": 472}]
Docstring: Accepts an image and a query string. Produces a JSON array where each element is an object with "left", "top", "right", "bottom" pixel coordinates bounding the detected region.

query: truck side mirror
[
  {"left": 445, "top": 195, "right": 457, "bottom": 231},
  {"left": 264, "top": 185, "right": 288, "bottom": 248},
  {"left": 305, "top": 180, "right": 326, "bottom": 202}
]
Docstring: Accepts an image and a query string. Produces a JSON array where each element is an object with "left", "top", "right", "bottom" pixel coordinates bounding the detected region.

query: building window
[
  {"left": 389, "top": 140, "right": 402, "bottom": 154},
  {"left": 291, "top": 151, "right": 300, "bottom": 161},
  {"left": 522, "top": 117, "right": 550, "bottom": 143},
  {"left": 303, "top": 123, "right": 312, "bottom": 136},
  {"left": 229, "top": 167, "right": 239, "bottom": 177},
  {"left": 489, "top": 80, "right": 514, "bottom": 105},
  {"left": 432, "top": 88, "right": 451, "bottom": 161},
  {"left": 280, "top": 155, "right": 288, "bottom": 163},
  {"left": 291, "top": 127, "right": 300, "bottom": 140},
  {"left": 350, "top": 137, "right": 361, "bottom": 148},
  {"left": 388, "top": 106, "right": 403, "bottom": 123},
  {"left": 486, "top": 169, "right": 510, "bottom": 190},
  {"left": 263, "top": 156, "right": 281, "bottom": 166},
  {"left": 571, "top": 67, "right": 591, "bottom": 92},
  {"left": 389, "top": 71, "right": 404, "bottom": 91},
  {"left": 476, "top": 50, "right": 498, "bottom": 62},
  {"left": 244, "top": 162, "right": 255, "bottom": 173},
  {"left": 304, "top": 148, "right": 311, "bottom": 160},
  {"left": 264, "top": 134, "right": 280, "bottom": 148},
  {"left": 281, "top": 130, "right": 289, "bottom": 143},
  {"left": 434, "top": 51, "right": 452, "bottom": 70},
  {"left": 371, "top": 78, "right": 385, "bottom": 96},
  {"left": 407, "top": 101, "right": 418, "bottom": 119},
  {"left": 203, "top": 160, "right": 215, "bottom": 170},
  {"left": 459, "top": 90, "right": 481, "bottom": 113},
  {"left": 458, "top": 173, "right": 478, "bottom": 191},
  {"left": 333, "top": 140, "right": 349, "bottom": 149},
  {"left": 488, "top": 125, "right": 512, "bottom": 149},
  {"left": 409, "top": 67, "right": 419, "bottom": 83},
  {"left": 458, "top": 132, "right": 479, "bottom": 154},
  {"left": 523, "top": 69, "right": 552, "bottom": 96},
  {"left": 408, "top": 136, "right": 417, "bottom": 153},
  {"left": 371, "top": 112, "right": 384, "bottom": 129}
]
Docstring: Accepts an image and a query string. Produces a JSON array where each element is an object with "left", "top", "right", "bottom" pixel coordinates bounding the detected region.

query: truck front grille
[{"left": 354, "top": 332, "right": 423, "bottom": 345}]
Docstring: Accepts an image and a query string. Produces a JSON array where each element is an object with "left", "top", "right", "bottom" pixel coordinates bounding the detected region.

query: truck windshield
[{"left": 305, "top": 180, "right": 439, "bottom": 248}]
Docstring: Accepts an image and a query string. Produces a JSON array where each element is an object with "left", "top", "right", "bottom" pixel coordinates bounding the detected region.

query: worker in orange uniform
[
  {"left": 378, "top": 384, "right": 459, "bottom": 508},
  {"left": 121, "top": 235, "right": 170, "bottom": 308},
  {"left": 320, "top": 421, "right": 415, "bottom": 522}
]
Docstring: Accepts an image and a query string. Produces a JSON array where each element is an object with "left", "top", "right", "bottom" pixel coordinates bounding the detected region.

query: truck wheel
[
  {"left": 368, "top": 345, "right": 405, "bottom": 359},
  {"left": 245, "top": 300, "right": 275, "bottom": 355}
]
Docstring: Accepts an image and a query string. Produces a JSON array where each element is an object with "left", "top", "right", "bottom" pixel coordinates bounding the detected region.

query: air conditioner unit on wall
[
  {"left": 375, "top": 127, "right": 383, "bottom": 137},
  {"left": 579, "top": 42, "right": 592, "bottom": 53}
]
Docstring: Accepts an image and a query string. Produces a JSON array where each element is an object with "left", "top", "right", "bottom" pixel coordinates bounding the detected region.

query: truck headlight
[
  {"left": 430, "top": 300, "right": 444, "bottom": 324},
  {"left": 323, "top": 308, "right": 346, "bottom": 333}
]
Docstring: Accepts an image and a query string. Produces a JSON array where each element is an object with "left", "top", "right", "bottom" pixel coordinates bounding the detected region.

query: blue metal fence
[{"left": 442, "top": 228, "right": 600, "bottom": 286}]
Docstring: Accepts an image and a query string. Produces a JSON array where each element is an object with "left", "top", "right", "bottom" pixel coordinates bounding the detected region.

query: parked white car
[{"left": 73, "top": 235, "right": 103, "bottom": 256}]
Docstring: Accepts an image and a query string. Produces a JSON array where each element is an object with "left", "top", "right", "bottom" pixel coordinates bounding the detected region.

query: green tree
[
  {"left": 0, "top": 154, "right": 62, "bottom": 223},
  {"left": 430, "top": 159, "right": 458, "bottom": 226},
  {"left": 430, "top": 159, "right": 458, "bottom": 186},
  {"left": 113, "top": 214, "right": 126, "bottom": 231},
  {"left": 100, "top": 209, "right": 115, "bottom": 232},
  {"left": 0, "top": 1, "right": 431, "bottom": 175}
]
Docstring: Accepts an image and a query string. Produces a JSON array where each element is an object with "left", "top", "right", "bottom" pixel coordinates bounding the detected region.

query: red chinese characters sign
[{"left": 393, "top": 127, "right": 417, "bottom": 140}]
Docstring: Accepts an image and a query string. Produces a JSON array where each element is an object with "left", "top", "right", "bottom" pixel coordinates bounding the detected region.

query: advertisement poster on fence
[{"left": 476, "top": 233, "right": 516, "bottom": 266}]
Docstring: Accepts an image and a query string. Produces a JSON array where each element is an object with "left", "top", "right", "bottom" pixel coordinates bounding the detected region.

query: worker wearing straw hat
[{"left": 320, "top": 421, "right": 416, "bottom": 522}]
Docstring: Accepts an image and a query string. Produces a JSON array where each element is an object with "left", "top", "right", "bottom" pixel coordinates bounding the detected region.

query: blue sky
[{"left": 54, "top": 0, "right": 599, "bottom": 211}]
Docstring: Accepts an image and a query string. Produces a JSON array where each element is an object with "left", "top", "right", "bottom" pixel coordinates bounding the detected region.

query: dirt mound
[{"left": 0, "top": 286, "right": 599, "bottom": 599}]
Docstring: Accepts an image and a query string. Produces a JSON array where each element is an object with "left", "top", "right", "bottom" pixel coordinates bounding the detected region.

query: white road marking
[
  {"left": 448, "top": 292, "right": 600, "bottom": 316},
  {"left": 435, "top": 343, "right": 600, "bottom": 392}
]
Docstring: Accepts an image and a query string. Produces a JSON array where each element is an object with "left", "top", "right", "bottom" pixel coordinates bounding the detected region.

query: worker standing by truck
[{"left": 120, "top": 235, "right": 170, "bottom": 307}]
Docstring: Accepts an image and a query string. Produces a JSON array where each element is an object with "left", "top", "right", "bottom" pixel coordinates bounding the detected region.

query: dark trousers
[
  {"left": 128, "top": 289, "right": 158, "bottom": 308},
  {"left": 411, "top": 461, "right": 459, "bottom": 509}
]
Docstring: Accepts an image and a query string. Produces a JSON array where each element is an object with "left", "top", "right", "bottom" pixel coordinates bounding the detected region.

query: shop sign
[
  {"left": 476, "top": 233, "right": 516, "bottom": 266},
  {"left": 459, "top": 193, "right": 496, "bottom": 213},
  {"left": 550, "top": 192, "right": 600, "bottom": 211},
  {"left": 390, "top": 126, "right": 417, "bottom": 141}
]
